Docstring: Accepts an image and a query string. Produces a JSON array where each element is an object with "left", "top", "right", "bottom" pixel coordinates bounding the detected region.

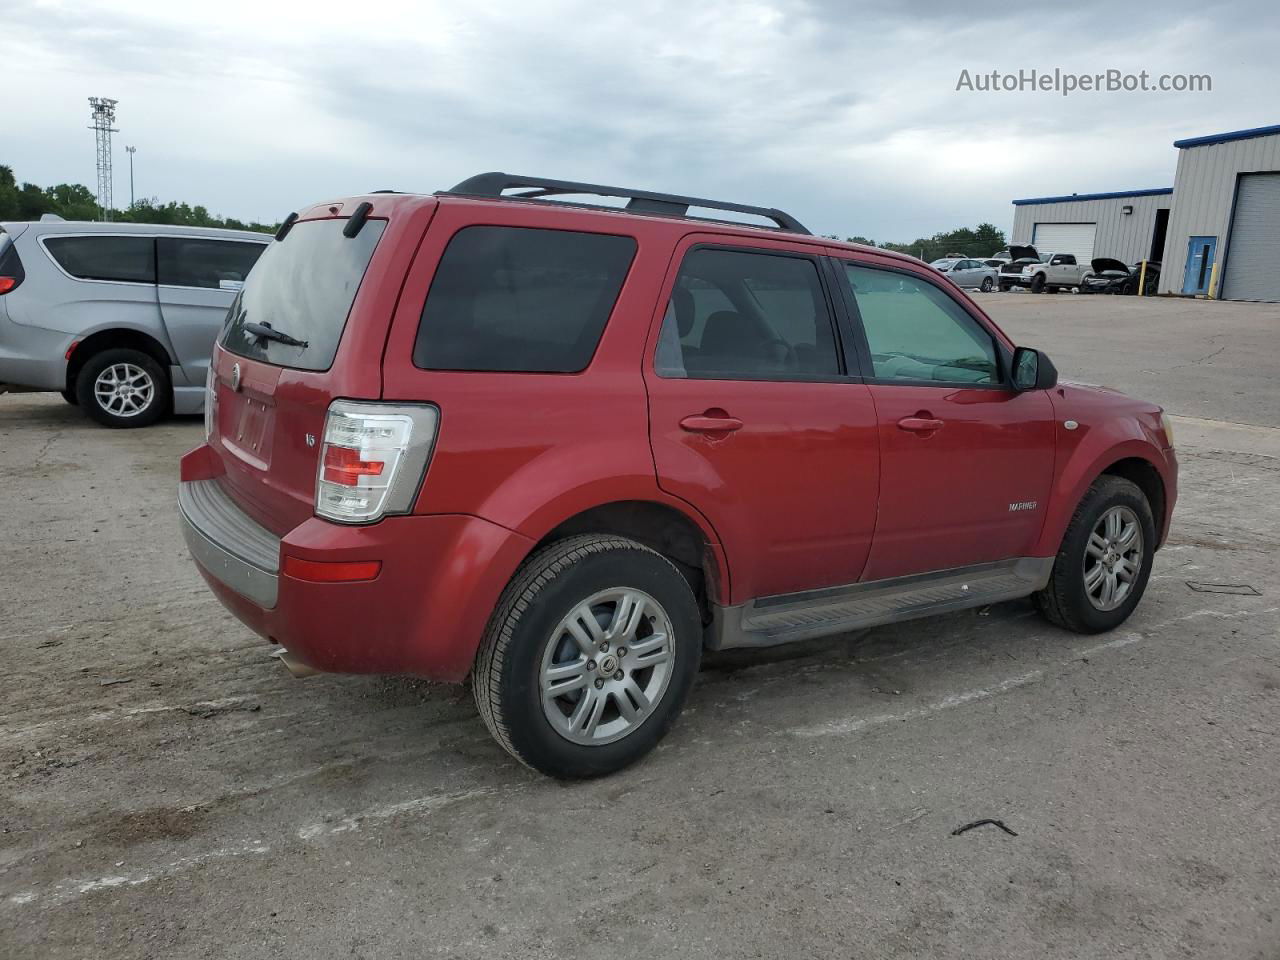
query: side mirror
[{"left": 1012, "top": 346, "right": 1058, "bottom": 391}]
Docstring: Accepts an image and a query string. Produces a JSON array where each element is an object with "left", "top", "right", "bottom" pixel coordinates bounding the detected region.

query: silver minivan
[{"left": 0, "top": 219, "right": 268, "bottom": 427}]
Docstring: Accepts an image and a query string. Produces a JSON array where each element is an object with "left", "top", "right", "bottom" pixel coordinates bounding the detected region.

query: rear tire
[
  {"left": 1034, "top": 476, "right": 1155, "bottom": 634},
  {"left": 473, "top": 534, "right": 702, "bottom": 779},
  {"left": 76, "top": 348, "right": 170, "bottom": 428},
  {"left": 980, "top": 277, "right": 994, "bottom": 292}
]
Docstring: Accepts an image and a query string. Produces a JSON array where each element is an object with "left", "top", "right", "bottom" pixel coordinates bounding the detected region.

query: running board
[{"left": 707, "top": 557, "right": 1054, "bottom": 650}]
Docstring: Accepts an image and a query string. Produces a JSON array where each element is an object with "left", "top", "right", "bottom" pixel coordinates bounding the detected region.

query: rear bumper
[
  {"left": 0, "top": 317, "right": 71, "bottom": 392},
  {"left": 179, "top": 469, "right": 535, "bottom": 682}
]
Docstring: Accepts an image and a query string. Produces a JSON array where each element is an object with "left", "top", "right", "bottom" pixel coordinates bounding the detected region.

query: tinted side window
[
  {"left": 413, "top": 226, "right": 637, "bottom": 373},
  {"left": 44, "top": 236, "right": 155, "bottom": 284},
  {"left": 158, "top": 238, "right": 266, "bottom": 290},
  {"left": 841, "top": 265, "right": 999, "bottom": 385},
  {"left": 655, "top": 248, "right": 840, "bottom": 380}
]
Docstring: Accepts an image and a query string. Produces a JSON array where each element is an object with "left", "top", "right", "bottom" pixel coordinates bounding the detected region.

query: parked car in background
[
  {"left": 1081, "top": 258, "right": 1162, "bottom": 296},
  {"left": 1007, "top": 252, "right": 1090, "bottom": 293},
  {"left": 933, "top": 257, "right": 998, "bottom": 291},
  {"left": 0, "top": 220, "right": 268, "bottom": 427},
  {"left": 179, "top": 173, "right": 1178, "bottom": 778},
  {"left": 996, "top": 245, "right": 1040, "bottom": 290}
]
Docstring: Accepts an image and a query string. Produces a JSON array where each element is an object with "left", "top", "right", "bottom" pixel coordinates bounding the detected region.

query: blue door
[{"left": 1182, "top": 236, "right": 1218, "bottom": 295}]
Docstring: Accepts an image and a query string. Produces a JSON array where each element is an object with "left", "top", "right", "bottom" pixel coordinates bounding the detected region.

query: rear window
[
  {"left": 158, "top": 237, "right": 266, "bottom": 290},
  {"left": 43, "top": 235, "right": 156, "bottom": 284},
  {"left": 413, "top": 225, "right": 637, "bottom": 373},
  {"left": 220, "top": 218, "right": 385, "bottom": 372}
]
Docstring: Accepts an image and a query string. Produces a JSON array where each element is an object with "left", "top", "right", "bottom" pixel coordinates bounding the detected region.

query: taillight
[
  {"left": 0, "top": 277, "right": 17, "bottom": 294},
  {"left": 314, "top": 400, "right": 439, "bottom": 523}
]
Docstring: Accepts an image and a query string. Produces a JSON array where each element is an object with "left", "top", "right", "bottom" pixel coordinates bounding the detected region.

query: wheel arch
[
  {"left": 527, "top": 499, "right": 728, "bottom": 621},
  {"left": 1098, "top": 456, "right": 1168, "bottom": 545},
  {"left": 1038, "top": 442, "right": 1172, "bottom": 557},
  {"left": 66, "top": 328, "right": 174, "bottom": 395}
]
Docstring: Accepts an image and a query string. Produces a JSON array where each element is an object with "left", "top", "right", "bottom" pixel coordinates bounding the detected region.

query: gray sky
[{"left": 5, "top": 0, "right": 1277, "bottom": 240}]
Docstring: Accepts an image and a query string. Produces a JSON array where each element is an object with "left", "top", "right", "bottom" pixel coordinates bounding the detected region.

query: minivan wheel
[
  {"left": 980, "top": 276, "right": 994, "bottom": 292},
  {"left": 76, "top": 348, "right": 169, "bottom": 428},
  {"left": 1034, "top": 476, "right": 1155, "bottom": 634},
  {"left": 473, "top": 534, "right": 702, "bottom": 778}
]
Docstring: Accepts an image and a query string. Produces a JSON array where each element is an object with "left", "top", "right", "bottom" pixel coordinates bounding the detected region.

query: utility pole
[
  {"left": 88, "top": 97, "right": 118, "bottom": 220},
  {"left": 125, "top": 146, "right": 136, "bottom": 208}
]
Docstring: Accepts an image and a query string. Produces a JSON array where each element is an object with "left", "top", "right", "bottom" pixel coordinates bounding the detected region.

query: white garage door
[
  {"left": 1222, "top": 173, "right": 1280, "bottom": 302},
  {"left": 1032, "top": 222, "right": 1097, "bottom": 262}
]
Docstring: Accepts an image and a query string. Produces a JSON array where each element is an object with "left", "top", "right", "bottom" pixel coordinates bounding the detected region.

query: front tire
[
  {"left": 980, "top": 277, "right": 994, "bottom": 292},
  {"left": 1031, "top": 274, "right": 1047, "bottom": 294},
  {"left": 1034, "top": 476, "right": 1155, "bottom": 634},
  {"left": 473, "top": 535, "right": 702, "bottom": 778},
  {"left": 76, "top": 348, "right": 169, "bottom": 428}
]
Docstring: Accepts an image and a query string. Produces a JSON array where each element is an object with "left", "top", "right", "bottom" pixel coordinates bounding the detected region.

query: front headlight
[{"left": 1159, "top": 411, "right": 1175, "bottom": 448}]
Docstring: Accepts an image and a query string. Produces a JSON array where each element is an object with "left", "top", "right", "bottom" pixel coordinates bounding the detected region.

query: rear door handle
[
  {"left": 897, "top": 416, "right": 944, "bottom": 433},
  {"left": 680, "top": 414, "right": 744, "bottom": 434}
]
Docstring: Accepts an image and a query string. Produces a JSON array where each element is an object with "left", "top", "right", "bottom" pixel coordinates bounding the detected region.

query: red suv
[{"left": 179, "top": 173, "right": 1177, "bottom": 778}]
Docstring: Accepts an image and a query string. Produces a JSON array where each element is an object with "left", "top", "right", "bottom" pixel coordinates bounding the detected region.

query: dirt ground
[{"left": 2, "top": 294, "right": 1278, "bottom": 959}]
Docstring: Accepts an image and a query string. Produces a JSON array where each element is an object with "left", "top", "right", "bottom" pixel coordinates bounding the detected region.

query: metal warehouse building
[{"left": 1011, "top": 123, "right": 1280, "bottom": 301}]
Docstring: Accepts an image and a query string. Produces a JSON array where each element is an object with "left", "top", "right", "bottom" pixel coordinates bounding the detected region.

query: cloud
[{"left": 3, "top": 0, "right": 1278, "bottom": 240}]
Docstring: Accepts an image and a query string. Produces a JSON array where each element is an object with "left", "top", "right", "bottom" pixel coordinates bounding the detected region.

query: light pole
[{"left": 125, "top": 146, "right": 136, "bottom": 209}]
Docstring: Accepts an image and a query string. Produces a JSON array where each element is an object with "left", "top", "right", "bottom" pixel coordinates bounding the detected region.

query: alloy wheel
[
  {"left": 539, "top": 588, "right": 675, "bottom": 746},
  {"left": 1083, "top": 505, "right": 1143, "bottom": 611},
  {"left": 93, "top": 362, "right": 155, "bottom": 418}
]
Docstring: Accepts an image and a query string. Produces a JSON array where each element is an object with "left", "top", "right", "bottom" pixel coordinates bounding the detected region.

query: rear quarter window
[
  {"left": 413, "top": 225, "right": 637, "bottom": 373},
  {"left": 158, "top": 237, "right": 266, "bottom": 290},
  {"left": 220, "top": 218, "right": 385, "bottom": 372},
  {"left": 43, "top": 235, "right": 156, "bottom": 284}
]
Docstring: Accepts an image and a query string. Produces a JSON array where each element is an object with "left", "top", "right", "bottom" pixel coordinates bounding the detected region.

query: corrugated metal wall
[
  {"left": 1011, "top": 193, "right": 1171, "bottom": 265},
  {"left": 1161, "top": 133, "right": 1280, "bottom": 294}
]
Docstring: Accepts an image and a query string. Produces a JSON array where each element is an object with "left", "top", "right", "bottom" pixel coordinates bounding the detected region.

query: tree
[{"left": 0, "top": 162, "right": 277, "bottom": 234}]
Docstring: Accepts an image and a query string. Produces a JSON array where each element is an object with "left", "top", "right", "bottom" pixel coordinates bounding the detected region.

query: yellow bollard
[
  {"left": 1137, "top": 260, "right": 1149, "bottom": 296},
  {"left": 1207, "top": 260, "right": 1220, "bottom": 299}
]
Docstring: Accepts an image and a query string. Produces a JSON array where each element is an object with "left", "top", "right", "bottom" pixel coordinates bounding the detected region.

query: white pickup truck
[{"left": 1009, "top": 252, "right": 1091, "bottom": 293}]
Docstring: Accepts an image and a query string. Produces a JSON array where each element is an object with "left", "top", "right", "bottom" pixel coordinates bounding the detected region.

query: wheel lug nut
[
  {"left": 617, "top": 647, "right": 627, "bottom": 657},
  {"left": 594, "top": 678, "right": 605, "bottom": 689},
  {"left": 614, "top": 670, "right": 623, "bottom": 681},
  {"left": 599, "top": 641, "right": 609, "bottom": 653},
  {"left": 587, "top": 660, "right": 596, "bottom": 671}
]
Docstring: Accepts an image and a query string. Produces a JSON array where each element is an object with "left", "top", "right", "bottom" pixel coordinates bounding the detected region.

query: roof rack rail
[{"left": 441, "top": 172, "right": 810, "bottom": 235}]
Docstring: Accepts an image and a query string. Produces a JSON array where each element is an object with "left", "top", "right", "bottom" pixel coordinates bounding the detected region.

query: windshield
[{"left": 220, "top": 218, "right": 385, "bottom": 371}]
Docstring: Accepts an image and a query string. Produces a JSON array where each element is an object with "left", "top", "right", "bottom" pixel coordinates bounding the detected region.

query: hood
[
  {"left": 1009, "top": 244, "right": 1038, "bottom": 261},
  {"left": 1090, "top": 257, "right": 1129, "bottom": 274}
]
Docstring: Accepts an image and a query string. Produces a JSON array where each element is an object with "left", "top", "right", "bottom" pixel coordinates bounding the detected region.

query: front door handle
[
  {"left": 680, "top": 413, "right": 744, "bottom": 434},
  {"left": 897, "top": 416, "right": 943, "bottom": 433}
]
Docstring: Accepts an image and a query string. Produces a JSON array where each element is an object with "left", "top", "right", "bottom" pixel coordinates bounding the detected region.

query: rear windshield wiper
[{"left": 243, "top": 321, "right": 309, "bottom": 349}]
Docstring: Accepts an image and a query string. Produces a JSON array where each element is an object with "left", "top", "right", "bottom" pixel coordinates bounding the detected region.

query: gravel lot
[{"left": 2, "top": 294, "right": 1278, "bottom": 959}]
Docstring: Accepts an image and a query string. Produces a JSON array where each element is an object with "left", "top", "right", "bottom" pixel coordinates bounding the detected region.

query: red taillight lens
[
  {"left": 321, "top": 446, "right": 386, "bottom": 487},
  {"left": 0, "top": 277, "right": 17, "bottom": 294},
  {"left": 282, "top": 556, "right": 382, "bottom": 583}
]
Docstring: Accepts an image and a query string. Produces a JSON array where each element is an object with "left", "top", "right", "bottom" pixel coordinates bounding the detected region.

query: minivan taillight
[{"left": 314, "top": 400, "right": 439, "bottom": 523}]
